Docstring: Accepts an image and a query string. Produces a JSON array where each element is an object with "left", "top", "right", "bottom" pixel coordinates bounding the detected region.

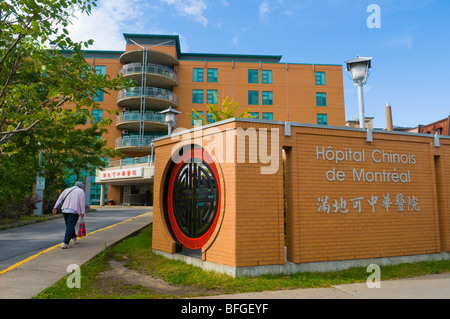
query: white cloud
[
  {"left": 161, "top": 0, "right": 208, "bottom": 27},
  {"left": 259, "top": 1, "right": 272, "bottom": 21},
  {"left": 66, "top": 0, "right": 147, "bottom": 50},
  {"left": 383, "top": 33, "right": 414, "bottom": 50}
]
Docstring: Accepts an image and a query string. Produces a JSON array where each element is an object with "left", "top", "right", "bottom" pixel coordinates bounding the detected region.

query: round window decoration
[{"left": 164, "top": 146, "right": 221, "bottom": 249}]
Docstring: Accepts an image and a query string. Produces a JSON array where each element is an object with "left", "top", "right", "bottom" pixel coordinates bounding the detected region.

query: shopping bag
[{"left": 77, "top": 218, "right": 86, "bottom": 238}]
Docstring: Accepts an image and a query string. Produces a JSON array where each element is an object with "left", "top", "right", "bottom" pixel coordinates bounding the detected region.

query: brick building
[{"left": 81, "top": 34, "right": 346, "bottom": 205}]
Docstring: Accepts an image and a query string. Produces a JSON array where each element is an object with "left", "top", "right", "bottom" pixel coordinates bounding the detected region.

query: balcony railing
[
  {"left": 108, "top": 156, "right": 154, "bottom": 168},
  {"left": 119, "top": 63, "right": 178, "bottom": 83},
  {"left": 115, "top": 136, "right": 156, "bottom": 149},
  {"left": 117, "top": 87, "right": 178, "bottom": 107},
  {"left": 117, "top": 111, "right": 166, "bottom": 125}
]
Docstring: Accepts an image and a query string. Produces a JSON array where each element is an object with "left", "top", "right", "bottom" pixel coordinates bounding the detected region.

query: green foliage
[
  {"left": 0, "top": 0, "right": 129, "bottom": 215},
  {"left": 188, "top": 95, "right": 254, "bottom": 125}
]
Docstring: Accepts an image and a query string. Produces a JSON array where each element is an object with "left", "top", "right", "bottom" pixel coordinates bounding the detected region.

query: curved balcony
[
  {"left": 117, "top": 87, "right": 178, "bottom": 109},
  {"left": 115, "top": 136, "right": 156, "bottom": 153},
  {"left": 120, "top": 63, "right": 178, "bottom": 86},
  {"left": 116, "top": 111, "right": 168, "bottom": 131},
  {"left": 120, "top": 49, "right": 178, "bottom": 65}
]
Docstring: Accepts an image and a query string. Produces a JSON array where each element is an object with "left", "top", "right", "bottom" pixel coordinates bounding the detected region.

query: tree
[
  {"left": 188, "top": 95, "right": 254, "bottom": 125},
  {"left": 0, "top": 0, "right": 130, "bottom": 216},
  {"left": 0, "top": 0, "right": 128, "bottom": 150}
]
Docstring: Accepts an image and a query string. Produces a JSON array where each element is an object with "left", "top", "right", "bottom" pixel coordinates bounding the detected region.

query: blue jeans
[{"left": 63, "top": 213, "right": 79, "bottom": 244}]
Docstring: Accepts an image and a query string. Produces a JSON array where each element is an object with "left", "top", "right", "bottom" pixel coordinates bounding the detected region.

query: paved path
[
  {"left": 199, "top": 272, "right": 450, "bottom": 299},
  {"left": 0, "top": 208, "right": 153, "bottom": 299}
]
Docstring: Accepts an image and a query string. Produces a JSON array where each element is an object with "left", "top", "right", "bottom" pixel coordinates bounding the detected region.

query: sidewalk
[
  {"left": 1, "top": 210, "right": 449, "bottom": 299},
  {"left": 199, "top": 272, "right": 450, "bottom": 299},
  {"left": 0, "top": 211, "right": 153, "bottom": 299}
]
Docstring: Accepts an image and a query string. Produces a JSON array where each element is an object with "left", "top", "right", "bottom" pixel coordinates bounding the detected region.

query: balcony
[
  {"left": 117, "top": 87, "right": 178, "bottom": 109},
  {"left": 120, "top": 49, "right": 178, "bottom": 66},
  {"left": 119, "top": 63, "right": 178, "bottom": 86},
  {"left": 115, "top": 136, "right": 158, "bottom": 153},
  {"left": 116, "top": 111, "right": 168, "bottom": 131}
]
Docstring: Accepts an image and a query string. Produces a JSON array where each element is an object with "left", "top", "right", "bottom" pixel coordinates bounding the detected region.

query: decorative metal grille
[{"left": 165, "top": 147, "right": 221, "bottom": 249}]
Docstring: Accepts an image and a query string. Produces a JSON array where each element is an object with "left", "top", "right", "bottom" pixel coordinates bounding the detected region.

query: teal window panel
[
  {"left": 316, "top": 92, "right": 327, "bottom": 107},
  {"left": 250, "top": 112, "right": 259, "bottom": 119},
  {"left": 192, "top": 111, "right": 204, "bottom": 126},
  {"left": 207, "top": 68, "right": 218, "bottom": 82},
  {"left": 248, "top": 91, "right": 259, "bottom": 105},
  {"left": 315, "top": 72, "right": 326, "bottom": 85},
  {"left": 317, "top": 113, "right": 328, "bottom": 125},
  {"left": 262, "top": 112, "right": 273, "bottom": 121},
  {"left": 91, "top": 109, "right": 103, "bottom": 123},
  {"left": 94, "top": 65, "right": 105, "bottom": 75},
  {"left": 93, "top": 90, "right": 104, "bottom": 102},
  {"left": 207, "top": 111, "right": 215, "bottom": 123},
  {"left": 262, "top": 70, "right": 272, "bottom": 84},
  {"left": 193, "top": 68, "right": 204, "bottom": 82},
  {"left": 262, "top": 91, "right": 273, "bottom": 105},
  {"left": 248, "top": 69, "right": 258, "bottom": 83},
  {"left": 192, "top": 89, "right": 203, "bottom": 103},
  {"left": 207, "top": 90, "right": 218, "bottom": 104}
]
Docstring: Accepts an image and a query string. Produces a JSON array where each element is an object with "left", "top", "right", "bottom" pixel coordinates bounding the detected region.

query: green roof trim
[{"left": 180, "top": 52, "right": 282, "bottom": 63}]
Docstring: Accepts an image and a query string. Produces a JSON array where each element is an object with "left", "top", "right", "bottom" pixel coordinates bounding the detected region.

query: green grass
[{"left": 34, "top": 224, "right": 450, "bottom": 299}]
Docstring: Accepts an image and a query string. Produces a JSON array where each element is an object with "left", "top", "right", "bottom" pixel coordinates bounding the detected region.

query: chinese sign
[
  {"left": 317, "top": 194, "right": 421, "bottom": 214},
  {"left": 99, "top": 167, "right": 143, "bottom": 180}
]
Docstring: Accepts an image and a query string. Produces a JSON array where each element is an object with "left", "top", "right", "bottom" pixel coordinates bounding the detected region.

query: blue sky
[{"left": 67, "top": 0, "right": 450, "bottom": 129}]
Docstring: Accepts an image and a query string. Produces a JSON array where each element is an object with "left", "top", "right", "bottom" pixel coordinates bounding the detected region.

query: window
[
  {"left": 248, "top": 70, "right": 258, "bottom": 83},
  {"left": 316, "top": 92, "right": 327, "bottom": 107},
  {"left": 317, "top": 114, "right": 328, "bottom": 125},
  {"left": 192, "top": 89, "right": 203, "bottom": 104},
  {"left": 262, "top": 112, "right": 273, "bottom": 121},
  {"left": 315, "top": 72, "right": 326, "bottom": 85},
  {"left": 192, "top": 111, "right": 203, "bottom": 126},
  {"left": 93, "top": 66, "right": 105, "bottom": 102},
  {"left": 93, "top": 90, "right": 104, "bottom": 102},
  {"left": 207, "top": 112, "right": 215, "bottom": 123},
  {"left": 248, "top": 91, "right": 259, "bottom": 105},
  {"left": 94, "top": 65, "right": 105, "bottom": 75},
  {"left": 207, "top": 68, "right": 218, "bottom": 82},
  {"left": 262, "top": 91, "right": 273, "bottom": 105},
  {"left": 207, "top": 90, "right": 218, "bottom": 104},
  {"left": 249, "top": 112, "right": 259, "bottom": 119},
  {"left": 193, "top": 68, "right": 204, "bottom": 82},
  {"left": 91, "top": 109, "right": 103, "bottom": 123},
  {"left": 262, "top": 70, "right": 272, "bottom": 84}
]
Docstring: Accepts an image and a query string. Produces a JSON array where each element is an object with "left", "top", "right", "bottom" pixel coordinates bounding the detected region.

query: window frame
[
  {"left": 248, "top": 91, "right": 259, "bottom": 105},
  {"left": 315, "top": 71, "right": 326, "bottom": 85},
  {"left": 317, "top": 113, "right": 328, "bottom": 125},
  {"left": 192, "top": 89, "right": 204, "bottom": 104},
  {"left": 193, "top": 68, "right": 204, "bottom": 82},
  {"left": 207, "top": 68, "right": 218, "bottom": 82},
  {"left": 262, "top": 91, "right": 273, "bottom": 105},
  {"left": 262, "top": 112, "right": 273, "bottom": 121},
  {"left": 262, "top": 70, "right": 273, "bottom": 84},
  {"left": 248, "top": 69, "right": 259, "bottom": 83},
  {"left": 316, "top": 92, "right": 327, "bottom": 107}
]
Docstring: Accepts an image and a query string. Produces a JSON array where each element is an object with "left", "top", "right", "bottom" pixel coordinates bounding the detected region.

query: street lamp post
[
  {"left": 160, "top": 106, "right": 181, "bottom": 135},
  {"left": 345, "top": 56, "right": 372, "bottom": 129}
]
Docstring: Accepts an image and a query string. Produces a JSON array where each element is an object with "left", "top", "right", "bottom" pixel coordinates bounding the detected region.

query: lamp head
[
  {"left": 345, "top": 56, "right": 372, "bottom": 85},
  {"left": 160, "top": 107, "right": 181, "bottom": 126}
]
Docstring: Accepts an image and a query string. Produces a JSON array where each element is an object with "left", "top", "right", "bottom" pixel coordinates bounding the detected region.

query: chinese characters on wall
[{"left": 317, "top": 194, "right": 421, "bottom": 214}]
